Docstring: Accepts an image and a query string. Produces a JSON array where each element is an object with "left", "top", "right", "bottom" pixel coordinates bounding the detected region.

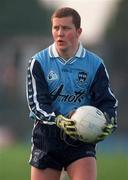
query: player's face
[{"left": 52, "top": 16, "right": 82, "bottom": 58}]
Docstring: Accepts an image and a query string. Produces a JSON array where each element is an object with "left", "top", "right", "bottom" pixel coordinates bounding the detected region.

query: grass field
[{"left": 0, "top": 144, "right": 128, "bottom": 180}]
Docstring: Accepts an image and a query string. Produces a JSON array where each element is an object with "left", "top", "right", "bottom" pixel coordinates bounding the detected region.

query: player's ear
[{"left": 77, "top": 28, "right": 82, "bottom": 37}]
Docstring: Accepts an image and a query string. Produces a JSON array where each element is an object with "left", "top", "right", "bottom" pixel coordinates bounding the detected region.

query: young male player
[{"left": 26, "top": 7, "right": 118, "bottom": 180}]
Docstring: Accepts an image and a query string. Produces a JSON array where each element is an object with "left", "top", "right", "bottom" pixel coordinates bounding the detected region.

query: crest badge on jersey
[
  {"left": 78, "top": 71, "right": 87, "bottom": 83},
  {"left": 47, "top": 70, "right": 58, "bottom": 80}
]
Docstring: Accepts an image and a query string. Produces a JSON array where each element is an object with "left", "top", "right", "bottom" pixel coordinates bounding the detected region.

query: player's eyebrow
[{"left": 53, "top": 25, "right": 72, "bottom": 29}]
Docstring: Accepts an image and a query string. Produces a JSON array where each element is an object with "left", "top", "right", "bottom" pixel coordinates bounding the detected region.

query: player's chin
[
  {"left": 56, "top": 41, "right": 67, "bottom": 48},
  {"left": 57, "top": 46, "right": 68, "bottom": 52}
]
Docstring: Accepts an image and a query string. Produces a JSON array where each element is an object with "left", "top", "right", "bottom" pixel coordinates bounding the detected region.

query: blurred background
[{"left": 0, "top": 0, "right": 128, "bottom": 180}]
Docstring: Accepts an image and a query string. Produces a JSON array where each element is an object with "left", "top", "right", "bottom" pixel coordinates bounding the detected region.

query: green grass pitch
[{"left": 0, "top": 144, "right": 128, "bottom": 180}]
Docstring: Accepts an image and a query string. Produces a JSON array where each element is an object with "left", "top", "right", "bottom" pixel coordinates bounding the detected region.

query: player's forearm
[
  {"left": 26, "top": 58, "right": 56, "bottom": 123},
  {"left": 90, "top": 63, "right": 118, "bottom": 126}
]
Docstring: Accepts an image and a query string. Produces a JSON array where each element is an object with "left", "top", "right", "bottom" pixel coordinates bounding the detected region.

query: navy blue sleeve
[
  {"left": 90, "top": 63, "right": 118, "bottom": 123},
  {"left": 26, "top": 58, "right": 56, "bottom": 121}
]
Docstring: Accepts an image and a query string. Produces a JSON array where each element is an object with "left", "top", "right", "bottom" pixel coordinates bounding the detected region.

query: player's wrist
[{"left": 29, "top": 111, "right": 56, "bottom": 125}]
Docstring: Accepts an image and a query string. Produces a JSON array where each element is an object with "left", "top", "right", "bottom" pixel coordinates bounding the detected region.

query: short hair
[{"left": 51, "top": 7, "right": 81, "bottom": 29}]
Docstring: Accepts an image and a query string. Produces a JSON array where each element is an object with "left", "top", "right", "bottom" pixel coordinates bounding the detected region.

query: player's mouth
[{"left": 57, "top": 40, "right": 65, "bottom": 45}]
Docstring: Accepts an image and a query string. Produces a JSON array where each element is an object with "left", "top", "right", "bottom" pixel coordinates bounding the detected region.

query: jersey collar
[{"left": 49, "top": 43, "right": 86, "bottom": 59}]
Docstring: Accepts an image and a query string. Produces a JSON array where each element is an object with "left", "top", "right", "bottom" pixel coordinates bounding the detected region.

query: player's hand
[
  {"left": 55, "top": 115, "right": 79, "bottom": 140},
  {"left": 95, "top": 112, "right": 117, "bottom": 143}
]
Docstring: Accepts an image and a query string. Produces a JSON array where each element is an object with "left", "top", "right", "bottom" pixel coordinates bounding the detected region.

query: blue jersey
[{"left": 26, "top": 43, "right": 118, "bottom": 122}]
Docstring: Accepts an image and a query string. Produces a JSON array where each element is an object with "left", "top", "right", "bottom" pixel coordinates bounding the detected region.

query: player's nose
[{"left": 58, "top": 27, "right": 64, "bottom": 36}]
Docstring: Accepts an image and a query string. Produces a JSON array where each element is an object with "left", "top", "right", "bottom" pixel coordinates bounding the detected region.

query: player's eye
[
  {"left": 53, "top": 26, "right": 59, "bottom": 30},
  {"left": 63, "top": 26, "right": 71, "bottom": 30}
]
